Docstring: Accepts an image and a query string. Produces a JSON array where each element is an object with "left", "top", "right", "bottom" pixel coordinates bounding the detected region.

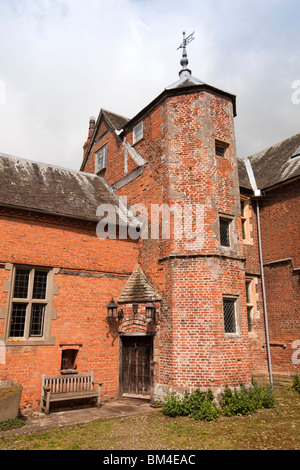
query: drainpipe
[
  {"left": 244, "top": 158, "right": 273, "bottom": 386},
  {"left": 256, "top": 198, "right": 273, "bottom": 386}
]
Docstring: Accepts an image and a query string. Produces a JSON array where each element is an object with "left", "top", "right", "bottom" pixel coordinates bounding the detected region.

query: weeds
[{"left": 0, "top": 417, "right": 25, "bottom": 431}]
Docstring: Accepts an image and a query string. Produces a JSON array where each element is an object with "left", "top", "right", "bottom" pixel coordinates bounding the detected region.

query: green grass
[{"left": 0, "top": 387, "right": 299, "bottom": 450}]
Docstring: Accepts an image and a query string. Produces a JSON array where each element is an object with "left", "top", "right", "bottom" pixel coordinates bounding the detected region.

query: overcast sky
[{"left": 0, "top": 0, "right": 299, "bottom": 170}]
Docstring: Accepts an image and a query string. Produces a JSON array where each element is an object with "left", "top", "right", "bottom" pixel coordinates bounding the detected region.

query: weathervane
[
  {"left": 177, "top": 31, "right": 195, "bottom": 50},
  {"left": 177, "top": 31, "right": 195, "bottom": 78}
]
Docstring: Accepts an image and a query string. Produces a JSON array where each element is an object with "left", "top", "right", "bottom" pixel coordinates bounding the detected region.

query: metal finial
[
  {"left": 177, "top": 31, "right": 195, "bottom": 78},
  {"left": 177, "top": 31, "right": 195, "bottom": 50}
]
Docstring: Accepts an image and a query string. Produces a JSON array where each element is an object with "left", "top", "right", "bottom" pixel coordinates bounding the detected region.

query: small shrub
[
  {"left": 220, "top": 380, "right": 275, "bottom": 417},
  {"left": 161, "top": 392, "right": 184, "bottom": 417},
  {"left": 161, "top": 381, "right": 275, "bottom": 422},
  {"left": 292, "top": 374, "right": 300, "bottom": 394},
  {"left": 162, "top": 389, "right": 219, "bottom": 422}
]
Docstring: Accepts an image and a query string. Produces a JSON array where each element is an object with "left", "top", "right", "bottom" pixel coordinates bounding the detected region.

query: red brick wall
[
  {"left": 259, "top": 180, "right": 300, "bottom": 377},
  {"left": 0, "top": 209, "right": 138, "bottom": 408}
]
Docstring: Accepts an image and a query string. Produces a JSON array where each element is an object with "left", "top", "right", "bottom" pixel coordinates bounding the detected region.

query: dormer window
[
  {"left": 95, "top": 144, "right": 107, "bottom": 174},
  {"left": 133, "top": 121, "right": 143, "bottom": 144}
]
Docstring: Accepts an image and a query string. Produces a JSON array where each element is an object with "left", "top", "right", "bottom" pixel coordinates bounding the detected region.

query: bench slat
[{"left": 49, "top": 391, "right": 99, "bottom": 402}]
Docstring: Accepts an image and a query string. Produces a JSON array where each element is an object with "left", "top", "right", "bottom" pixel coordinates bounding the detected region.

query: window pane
[
  {"left": 220, "top": 218, "right": 230, "bottom": 247},
  {"left": 33, "top": 271, "right": 48, "bottom": 299},
  {"left": 9, "top": 303, "right": 27, "bottom": 337},
  {"left": 216, "top": 145, "right": 226, "bottom": 157},
  {"left": 29, "top": 304, "right": 46, "bottom": 337},
  {"left": 223, "top": 299, "right": 236, "bottom": 333},
  {"left": 247, "top": 306, "right": 253, "bottom": 332},
  {"left": 13, "top": 269, "right": 30, "bottom": 298}
]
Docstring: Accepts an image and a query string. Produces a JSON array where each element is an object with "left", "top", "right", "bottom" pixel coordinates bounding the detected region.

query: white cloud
[{"left": 0, "top": 0, "right": 299, "bottom": 169}]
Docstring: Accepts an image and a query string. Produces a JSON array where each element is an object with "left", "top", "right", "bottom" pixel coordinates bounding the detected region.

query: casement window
[
  {"left": 95, "top": 144, "right": 107, "bottom": 174},
  {"left": 133, "top": 121, "right": 143, "bottom": 144},
  {"left": 8, "top": 267, "right": 50, "bottom": 339},
  {"left": 219, "top": 217, "right": 232, "bottom": 247},
  {"left": 223, "top": 297, "right": 237, "bottom": 334},
  {"left": 240, "top": 197, "right": 252, "bottom": 243},
  {"left": 1, "top": 265, "right": 58, "bottom": 345},
  {"left": 215, "top": 140, "right": 229, "bottom": 158}
]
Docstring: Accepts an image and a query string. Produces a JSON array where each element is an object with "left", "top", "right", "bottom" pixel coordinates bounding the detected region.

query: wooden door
[{"left": 121, "top": 336, "right": 152, "bottom": 396}]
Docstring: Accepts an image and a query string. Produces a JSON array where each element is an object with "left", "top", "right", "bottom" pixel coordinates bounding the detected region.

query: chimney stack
[
  {"left": 83, "top": 116, "right": 96, "bottom": 161},
  {"left": 88, "top": 116, "right": 96, "bottom": 139}
]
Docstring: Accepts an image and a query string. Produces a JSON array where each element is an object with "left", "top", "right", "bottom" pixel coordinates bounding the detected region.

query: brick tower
[
  {"left": 80, "top": 33, "right": 253, "bottom": 400},
  {"left": 147, "top": 34, "right": 253, "bottom": 397}
]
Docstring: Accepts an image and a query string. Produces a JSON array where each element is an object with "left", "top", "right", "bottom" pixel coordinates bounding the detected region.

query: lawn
[{"left": 0, "top": 387, "right": 299, "bottom": 450}]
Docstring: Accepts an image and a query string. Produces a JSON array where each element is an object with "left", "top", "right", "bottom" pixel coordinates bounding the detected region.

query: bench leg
[
  {"left": 97, "top": 384, "right": 102, "bottom": 409},
  {"left": 45, "top": 391, "right": 51, "bottom": 415}
]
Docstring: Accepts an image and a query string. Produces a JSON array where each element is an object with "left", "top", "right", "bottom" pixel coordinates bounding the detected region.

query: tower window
[
  {"left": 219, "top": 217, "right": 231, "bottom": 247},
  {"left": 223, "top": 298, "right": 237, "bottom": 334},
  {"left": 215, "top": 140, "right": 229, "bottom": 158}
]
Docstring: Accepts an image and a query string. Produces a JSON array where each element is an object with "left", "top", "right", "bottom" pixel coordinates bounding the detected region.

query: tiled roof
[
  {"left": 0, "top": 152, "right": 127, "bottom": 225},
  {"left": 247, "top": 133, "right": 300, "bottom": 189},
  {"left": 102, "top": 109, "right": 129, "bottom": 131}
]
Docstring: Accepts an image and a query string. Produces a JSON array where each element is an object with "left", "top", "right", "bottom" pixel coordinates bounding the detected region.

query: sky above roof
[{"left": 0, "top": 0, "right": 299, "bottom": 170}]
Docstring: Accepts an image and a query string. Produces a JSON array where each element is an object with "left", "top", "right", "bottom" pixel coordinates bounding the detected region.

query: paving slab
[{"left": 0, "top": 399, "right": 156, "bottom": 436}]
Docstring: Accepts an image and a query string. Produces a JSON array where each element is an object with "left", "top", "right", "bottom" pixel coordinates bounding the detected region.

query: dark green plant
[
  {"left": 161, "top": 392, "right": 185, "bottom": 417},
  {"left": 292, "top": 374, "right": 300, "bottom": 394},
  {"left": 220, "top": 380, "right": 275, "bottom": 417},
  {"left": 162, "top": 381, "right": 275, "bottom": 422},
  {"left": 162, "top": 388, "right": 219, "bottom": 422}
]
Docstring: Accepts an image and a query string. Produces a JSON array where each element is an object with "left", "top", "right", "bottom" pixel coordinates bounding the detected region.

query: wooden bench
[{"left": 41, "top": 373, "right": 102, "bottom": 415}]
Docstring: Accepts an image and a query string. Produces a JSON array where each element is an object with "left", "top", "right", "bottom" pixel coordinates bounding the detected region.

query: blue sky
[{"left": 0, "top": 0, "right": 299, "bottom": 169}]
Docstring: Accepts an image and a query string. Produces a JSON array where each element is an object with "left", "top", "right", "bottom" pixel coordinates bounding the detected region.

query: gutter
[{"left": 244, "top": 158, "right": 273, "bottom": 386}]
